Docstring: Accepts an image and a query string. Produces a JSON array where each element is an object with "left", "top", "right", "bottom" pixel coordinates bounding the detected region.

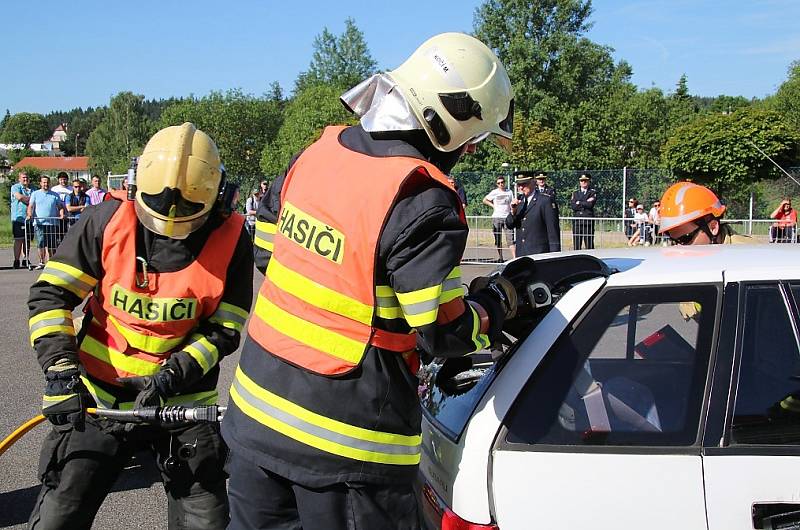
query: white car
[{"left": 418, "top": 245, "right": 800, "bottom": 530}]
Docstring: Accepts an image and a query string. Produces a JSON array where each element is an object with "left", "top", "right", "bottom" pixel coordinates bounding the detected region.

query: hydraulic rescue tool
[{"left": 0, "top": 405, "right": 225, "bottom": 457}]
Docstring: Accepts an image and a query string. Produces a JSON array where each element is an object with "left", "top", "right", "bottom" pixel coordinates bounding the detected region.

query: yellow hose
[
  {"left": 0, "top": 408, "right": 100, "bottom": 457},
  {"left": 0, "top": 414, "right": 45, "bottom": 457}
]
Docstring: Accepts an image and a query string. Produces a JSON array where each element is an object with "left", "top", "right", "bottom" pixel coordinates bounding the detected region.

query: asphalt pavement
[{"left": 0, "top": 247, "right": 494, "bottom": 529}]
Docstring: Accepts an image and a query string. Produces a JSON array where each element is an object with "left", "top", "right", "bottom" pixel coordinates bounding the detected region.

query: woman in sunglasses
[{"left": 658, "top": 182, "right": 751, "bottom": 246}]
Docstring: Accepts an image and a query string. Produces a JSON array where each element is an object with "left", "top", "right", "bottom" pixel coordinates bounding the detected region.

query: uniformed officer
[
  {"left": 27, "top": 123, "right": 253, "bottom": 529},
  {"left": 506, "top": 170, "right": 561, "bottom": 256},
  {"left": 222, "top": 33, "right": 516, "bottom": 530},
  {"left": 570, "top": 173, "right": 597, "bottom": 250}
]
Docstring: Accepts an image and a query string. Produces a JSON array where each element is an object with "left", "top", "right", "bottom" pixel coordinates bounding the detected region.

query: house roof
[{"left": 13, "top": 156, "right": 89, "bottom": 171}]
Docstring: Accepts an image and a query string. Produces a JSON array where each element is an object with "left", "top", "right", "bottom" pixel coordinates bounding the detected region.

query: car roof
[{"left": 524, "top": 245, "right": 800, "bottom": 286}]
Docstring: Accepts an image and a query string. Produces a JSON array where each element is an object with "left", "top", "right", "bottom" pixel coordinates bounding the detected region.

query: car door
[
  {"left": 491, "top": 284, "right": 719, "bottom": 530},
  {"left": 703, "top": 281, "right": 800, "bottom": 530}
]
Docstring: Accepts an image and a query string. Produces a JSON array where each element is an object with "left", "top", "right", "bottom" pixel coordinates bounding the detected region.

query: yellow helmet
[
  {"left": 134, "top": 123, "right": 222, "bottom": 239},
  {"left": 387, "top": 32, "right": 513, "bottom": 152}
]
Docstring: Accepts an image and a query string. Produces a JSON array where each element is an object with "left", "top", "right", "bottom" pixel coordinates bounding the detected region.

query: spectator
[
  {"left": 10, "top": 172, "right": 33, "bottom": 269},
  {"left": 624, "top": 198, "right": 638, "bottom": 238},
  {"left": 770, "top": 198, "right": 797, "bottom": 243},
  {"left": 51, "top": 172, "right": 73, "bottom": 238},
  {"left": 628, "top": 204, "right": 650, "bottom": 246},
  {"left": 27, "top": 175, "right": 66, "bottom": 269},
  {"left": 245, "top": 187, "right": 262, "bottom": 241},
  {"left": 649, "top": 200, "right": 662, "bottom": 244},
  {"left": 51, "top": 172, "right": 72, "bottom": 203},
  {"left": 447, "top": 175, "right": 468, "bottom": 210},
  {"left": 570, "top": 173, "right": 596, "bottom": 250},
  {"left": 86, "top": 175, "right": 107, "bottom": 205},
  {"left": 259, "top": 179, "right": 269, "bottom": 196},
  {"left": 66, "top": 178, "right": 90, "bottom": 226},
  {"left": 482, "top": 175, "right": 515, "bottom": 261}
]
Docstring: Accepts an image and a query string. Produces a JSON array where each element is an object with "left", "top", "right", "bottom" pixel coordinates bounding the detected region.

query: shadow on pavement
[
  {"left": 0, "top": 451, "right": 163, "bottom": 527},
  {"left": 0, "top": 485, "right": 40, "bottom": 527}
]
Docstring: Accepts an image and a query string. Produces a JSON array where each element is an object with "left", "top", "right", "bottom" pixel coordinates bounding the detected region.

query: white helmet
[{"left": 387, "top": 32, "right": 513, "bottom": 152}]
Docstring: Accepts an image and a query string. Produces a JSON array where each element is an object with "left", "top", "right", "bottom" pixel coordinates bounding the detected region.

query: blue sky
[{"left": 4, "top": 0, "right": 799, "bottom": 115}]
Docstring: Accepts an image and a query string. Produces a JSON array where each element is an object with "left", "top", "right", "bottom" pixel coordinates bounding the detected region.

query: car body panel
[
  {"left": 492, "top": 451, "right": 707, "bottom": 529},
  {"left": 704, "top": 455, "right": 800, "bottom": 530},
  {"left": 420, "top": 277, "right": 607, "bottom": 525}
]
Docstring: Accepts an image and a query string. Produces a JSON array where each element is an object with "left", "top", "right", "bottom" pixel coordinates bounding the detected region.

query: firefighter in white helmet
[
  {"left": 27, "top": 123, "right": 253, "bottom": 529},
  {"left": 223, "top": 33, "right": 515, "bottom": 529}
]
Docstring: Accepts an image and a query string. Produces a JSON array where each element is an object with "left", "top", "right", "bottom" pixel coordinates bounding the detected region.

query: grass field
[{"left": 0, "top": 218, "right": 12, "bottom": 248}]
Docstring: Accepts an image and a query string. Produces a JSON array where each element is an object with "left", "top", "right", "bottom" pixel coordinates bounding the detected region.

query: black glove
[
  {"left": 468, "top": 275, "right": 518, "bottom": 320},
  {"left": 43, "top": 360, "right": 93, "bottom": 431},
  {"left": 116, "top": 366, "right": 181, "bottom": 409},
  {"left": 116, "top": 350, "right": 202, "bottom": 410}
]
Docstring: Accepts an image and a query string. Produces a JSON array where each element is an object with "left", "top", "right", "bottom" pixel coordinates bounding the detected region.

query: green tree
[
  {"left": 662, "top": 107, "right": 800, "bottom": 205},
  {"left": 295, "top": 18, "right": 377, "bottom": 92},
  {"left": 85, "top": 92, "right": 152, "bottom": 175},
  {"left": 666, "top": 74, "right": 699, "bottom": 133},
  {"left": 474, "top": 0, "right": 624, "bottom": 122},
  {"left": 260, "top": 84, "right": 356, "bottom": 176},
  {"left": 0, "top": 112, "right": 51, "bottom": 147},
  {"left": 765, "top": 60, "right": 800, "bottom": 132},
  {"left": 0, "top": 109, "right": 10, "bottom": 130},
  {"left": 60, "top": 107, "right": 106, "bottom": 156},
  {"left": 159, "top": 89, "right": 283, "bottom": 182}
]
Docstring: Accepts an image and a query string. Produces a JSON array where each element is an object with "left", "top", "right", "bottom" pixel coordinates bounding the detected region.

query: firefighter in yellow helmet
[
  {"left": 223, "top": 33, "right": 515, "bottom": 529},
  {"left": 27, "top": 123, "right": 253, "bottom": 529}
]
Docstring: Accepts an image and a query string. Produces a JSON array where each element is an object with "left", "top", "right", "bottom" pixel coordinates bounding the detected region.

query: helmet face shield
[
  {"left": 139, "top": 187, "right": 207, "bottom": 220},
  {"left": 498, "top": 98, "right": 514, "bottom": 137}
]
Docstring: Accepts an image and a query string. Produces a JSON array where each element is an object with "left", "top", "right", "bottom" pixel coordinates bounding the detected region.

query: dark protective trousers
[
  {"left": 28, "top": 417, "right": 229, "bottom": 530},
  {"left": 572, "top": 218, "right": 594, "bottom": 250},
  {"left": 226, "top": 450, "right": 420, "bottom": 530}
]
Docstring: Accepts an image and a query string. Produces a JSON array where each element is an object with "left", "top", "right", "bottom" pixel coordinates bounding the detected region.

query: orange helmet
[{"left": 659, "top": 182, "right": 726, "bottom": 234}]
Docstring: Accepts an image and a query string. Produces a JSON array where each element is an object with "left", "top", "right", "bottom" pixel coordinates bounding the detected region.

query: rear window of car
[{"left": 420, "top": 353, "right": 501, "bottom": 440}]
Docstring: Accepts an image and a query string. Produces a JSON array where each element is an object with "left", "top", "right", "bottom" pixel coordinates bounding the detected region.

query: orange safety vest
[
  {"left": 247, "top": 126, "right": 463, "bottom": 376},
  {"left": 78, "top": 195, "right": 244, "bottom": 386}
]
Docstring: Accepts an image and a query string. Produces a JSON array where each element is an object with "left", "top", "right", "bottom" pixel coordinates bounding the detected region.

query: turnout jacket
[
  {"left": 28, "top": 195, "right": 254, "bottom": 407},
  {"left": 223, "top": 125, "right": 498, "bottom": 487}
]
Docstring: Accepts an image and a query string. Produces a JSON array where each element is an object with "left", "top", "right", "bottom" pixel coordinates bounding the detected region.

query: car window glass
[
  {"left": 730, "top": 284, "right": 800, "bottom": 445},
  {"left": 505, "top": 286, "right": 715, "bottom": 447},
  {"left": 420, "top": 353, "right": 498, "bottom": 440}
]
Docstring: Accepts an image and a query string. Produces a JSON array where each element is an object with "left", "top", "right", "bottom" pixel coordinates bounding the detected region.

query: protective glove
[
  {"left": 43, "top": 359, "right": 93, "bottom": 431},
  {"left": 116, "top": 366, "right": 181, "bottom": 410},
  {"left": 468, "top": 275, "right": 518, "bottom": 320},
  {"left": 115, "top": 350, "right": 203, "bottom": 410}
]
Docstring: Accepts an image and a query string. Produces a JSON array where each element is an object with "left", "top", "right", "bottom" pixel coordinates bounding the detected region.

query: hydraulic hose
[
  {"left": 0, "top": 414, "right": 46, "bottom": 457},
  {"left": 0, "top": 405, "right": 226, "bottom": 457}
]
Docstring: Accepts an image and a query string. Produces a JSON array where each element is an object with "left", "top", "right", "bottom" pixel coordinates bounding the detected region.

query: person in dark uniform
[
  {"left": 570, "top": 173, "right": 597, "bottom": 250},
  {"left": 223, "top": 33, "right": 516, "bottom": 530},
  {"left": 506, "top": 170, "right": 561, "bottom": 256}
]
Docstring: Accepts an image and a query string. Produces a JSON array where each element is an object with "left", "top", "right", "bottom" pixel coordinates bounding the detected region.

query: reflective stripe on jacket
[
  {"left": 247, "top": 125, "right": 462, "bottom": 376},
  {"left": 78, "top": 198, "right": 245, "bottom": 387}
]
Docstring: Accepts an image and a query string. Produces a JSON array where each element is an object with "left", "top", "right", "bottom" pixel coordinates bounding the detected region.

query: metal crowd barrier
[
  {"left": 462, "top": 216, "right": 797, "bottom": 262},
  {"left": 21, "top": 216, "right": 77, "bottom": 270}
]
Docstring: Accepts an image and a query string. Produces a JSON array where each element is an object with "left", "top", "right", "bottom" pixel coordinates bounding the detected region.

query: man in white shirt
[
  {"left": 648, "top": 200, "right": 661, "bottom": 244},
  {"left": 50, "top": 172, "right": 73, "bottom": 203},
  {"left": 483, "top": 175, "right": 515, "bottom": 261}
]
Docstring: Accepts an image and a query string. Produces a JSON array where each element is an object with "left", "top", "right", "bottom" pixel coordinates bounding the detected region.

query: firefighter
[
  {"left": 659, "top": 181, "right": 751, "bottom": 245},
  {"left": 659, "top": 181, "right": 752, "bottom": 321},
  {"left": 222, "top": 32, "right": 515, "bottom": 530},
  {"left": 27, "top": 123, "right": 253, "bottom": 529}
]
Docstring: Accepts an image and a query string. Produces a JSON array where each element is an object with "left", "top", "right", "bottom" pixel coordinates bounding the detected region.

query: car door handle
[{"left": 752, "top": 503, "right": 800, "bottom": 529}]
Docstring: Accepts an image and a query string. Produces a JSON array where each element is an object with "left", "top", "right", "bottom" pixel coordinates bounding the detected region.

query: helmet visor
[
  {"left": 498, "top": 98, "right": 514, "bottom": 137},
  {"left": 139, "top": 187, "right": 207, "bottom": 220}
]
